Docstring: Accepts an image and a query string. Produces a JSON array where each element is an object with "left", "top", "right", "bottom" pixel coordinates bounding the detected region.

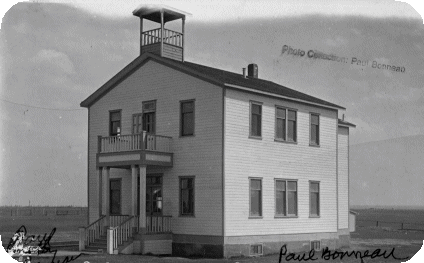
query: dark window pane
[
  {"left": 276, "top": 108, "right": 286, "bottom": 118},
  {"left": 288, "top": 120, "right": 296, "bottom": 141},
  {"left": 288, "top": 110, "right": 296, "bottom": 120},
  {"left": 250, "top": 190, "right": 261, "bottom": 216},
  {"left": 311, "top": 114, "right": 319, "bottom": 125},
  {"left": 276, "top": 181, "right": 286, "bottom": 190},
  {"left": 311, "top": 125, "right": 317, "bottom": 143},
  {"left": 251, "top": 114, "right": 261, "bottom": 136},
  {"left": 311, "top": 193, "right": 319, "bottom": 215},
  {"left": 251, "top": 179, "right": 261, "bottom": 189},
  {"left": 288, "top": 191, "right": 297, "bottom": 215},
  {"left": 252, "top": 104, "right": 261, "bottom": 115},
  {"left": 287, "top": 181, "right": 297, "bottom": 191},
  {"left": 310, "top": 182, "right": 319, "bottom": 192},
  {"left": 182, "top": 102, "right": 194, "bottom": 113},
  {"left": 276, "top": 190, "right": 286, "bottom": 215},
  {"left": 182, "top": 113, "right": 194, "bottom": 135},
  {"left": 276, "top": 119, "right": 285, "bottom": 139},
  {"left": 110, "top": 112, "right": 120, "bottom": 121}
]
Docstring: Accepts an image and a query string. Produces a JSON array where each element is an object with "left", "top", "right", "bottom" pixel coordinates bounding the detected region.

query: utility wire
[{"left": 0, "top": 98, "right": 85, "bottom": 111}]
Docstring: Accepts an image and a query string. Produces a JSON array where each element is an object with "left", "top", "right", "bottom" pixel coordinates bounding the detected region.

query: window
[
  {"left": 109, "top": 110, "right": 121, "bottom": 136},
  {"left": 250, "top": 244, "right": 263, "bottom": 256},
  {"left": 275, "top": 107, "right": 297, "bottom": 142},
  {"left": 132, "top": 113, "right": 143, "bottom": 134},
  {"left": 310, "top": 181, "right": 320, "bottom": 216},
  {"left": 310, "top": 114, "right": 320, "bottom": 145},
  {"left": 310, "top": 240, "right": 321, "bottom": 251},
  {"left": 180, "top": 100, "right": 195, "bottom": 136},
  {"left": 180, "top": 177, "right": 194, "bottom": 216},
  {"left": 250, "top": 102, "right": 262, "bottom": 137},
  {"left": 143, "top": 101, "right": 156, "bottom": 134},
  {"left": 275, "top": 179, "right": 297, "bottom": 216},
  {"left": 249, "top": 178, "right": 262, "bottom": 217}
]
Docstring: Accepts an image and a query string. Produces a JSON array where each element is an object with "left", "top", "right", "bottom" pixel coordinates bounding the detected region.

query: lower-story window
[
  {"left": 310, "top": 181, "right": 320, "bottom": 217},
  {"left": 275, "top": 179, "right": 297, "bottom": 217},
  {"left": 249, "top": 178, "right": 262, "bottom": 217},
  {"left": 180, "top": 177, "right": 195, "bottom": 216}
]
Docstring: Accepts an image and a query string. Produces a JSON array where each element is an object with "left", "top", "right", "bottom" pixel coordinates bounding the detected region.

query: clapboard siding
[
  {"left": 163, "top": 44, "right": 183, "bottom": 61},
  {"left": 338, "top": 127, "right": 349, "bottom": 229},
  {"left": 224, "top": 88, "right": 338, "bottom": 236},
  {"left": 88, "top": 60, "right": 223, "bottom": 235}
]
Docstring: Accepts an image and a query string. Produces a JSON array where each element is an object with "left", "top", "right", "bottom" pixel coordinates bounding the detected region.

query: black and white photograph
[{"left": 1, "top": 0, "right": 424, "bottom": 262}]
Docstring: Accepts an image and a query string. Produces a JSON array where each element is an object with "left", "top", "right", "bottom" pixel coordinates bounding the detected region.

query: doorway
[
  {"left": 110, "top": 179, "right": 121, "bottom": 215},
  {"left": 138, "top": 174, "right": 163, "bottom": 216}
]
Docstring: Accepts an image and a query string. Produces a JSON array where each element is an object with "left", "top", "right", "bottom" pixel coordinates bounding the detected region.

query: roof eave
[{"left": 224, "top": 83, "right": 345, "bottom": 111}]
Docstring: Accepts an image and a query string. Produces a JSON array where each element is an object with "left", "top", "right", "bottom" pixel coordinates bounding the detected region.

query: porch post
[
  {"left": 104, "top": 166, "right": 110, "bottom": 225},
  {"left": 98, "top": 167, "right": 102, "bottom": 218},
  {"left": 139, "top": 165, "right": 147, "bottom": 233},
  {"left": 131, "top": 165, "right": 137, "bottom": 216}
]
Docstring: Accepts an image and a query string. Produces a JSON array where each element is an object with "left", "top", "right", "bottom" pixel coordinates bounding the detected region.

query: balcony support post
[
  {"left": 131, "top": 165, "right": 137, "bottom": 216},
  {"left": 139, "top": 165, "right": 147, "bottom": 234},
  {"left": 98, "top": 167, "right": 102, "bottom": 218},
  {"left": 104, "top": 166, "right": 110, "bottom": 226}
]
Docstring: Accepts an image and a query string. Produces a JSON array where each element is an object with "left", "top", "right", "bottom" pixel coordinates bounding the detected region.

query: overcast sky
[{"left": 0, "top": 0, "right": 423, "bottom": 206}]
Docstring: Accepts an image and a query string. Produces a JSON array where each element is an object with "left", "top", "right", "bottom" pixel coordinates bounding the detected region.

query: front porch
[{"left": 81, "top": 132, "right": 175, "bottom": 254}]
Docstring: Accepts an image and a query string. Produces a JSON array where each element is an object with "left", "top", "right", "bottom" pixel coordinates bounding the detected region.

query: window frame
[
  {"left": 274, "top": 106, "right": 297, "bottom": 143},
  {"left": 310, "top": 113, "right": 320, "bottom": 146},
  {"left": 249, "top": 101, "right": 263, "bottom": 139},
  {"left": 109, "top": 109, "right": 122, "bottom": 136},
  {"left": 249, "top": 177, "right": 263, "bottom": 218},
  {"left": 274, "top": 178, "right": 298, "bottom": 218},
  {"left": 309, "top": 181, "right": 320, "bottom": 217},
  {"left": 179, "top": 176, "right": 195, "bottom": 217},
  {"left": 132, "top": 113, "right": 143, "bottom": 134},
  {"left": 180, "top": 99, "right": 195, "bottom": 137},
  {"left": 142, "top": 100, "right": 157, "bottom": 134}
]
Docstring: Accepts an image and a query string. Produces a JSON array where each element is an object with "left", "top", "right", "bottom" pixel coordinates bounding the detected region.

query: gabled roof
[
  {"left": 80, "top": 52, "right": 345, "bottom": 110},
  {"left": 338, "top": 119, "right": 356, "bottom": 128}
]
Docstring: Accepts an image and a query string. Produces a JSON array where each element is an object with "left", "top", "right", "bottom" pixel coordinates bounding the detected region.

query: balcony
[{"left": 96, "top": 133, "right": 173, "bottom": 168}]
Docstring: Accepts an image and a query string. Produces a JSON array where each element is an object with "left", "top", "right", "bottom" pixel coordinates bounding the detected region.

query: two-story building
[{"left": 79, "top": 5, "right": 355, "bottom": 258}]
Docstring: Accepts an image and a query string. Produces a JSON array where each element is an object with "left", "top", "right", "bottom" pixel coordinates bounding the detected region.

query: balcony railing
[
  {"left": 142, "top": 28, "right": 183, "bottom": 47},
  {"left": 99, "top": 132, "right": 172, "bottom": 153},
  {"left": 146, "top": 215, "right": 172, "bottom": 234}
]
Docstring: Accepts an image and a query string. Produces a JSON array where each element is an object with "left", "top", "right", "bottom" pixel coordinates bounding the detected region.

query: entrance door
[
  {"left": 110, "top": 179, "right": 121, "bottom": 215},
  {"left": 138, "top": 175, "right": 163, "bottom": 216}
]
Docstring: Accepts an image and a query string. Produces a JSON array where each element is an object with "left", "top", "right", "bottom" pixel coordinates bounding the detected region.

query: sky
[{"left": 0, "top": 0, "right": 424, "bottom": 206}]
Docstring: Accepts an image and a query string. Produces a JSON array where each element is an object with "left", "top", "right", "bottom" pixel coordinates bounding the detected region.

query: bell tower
[{"left": 133, "top": 5, "right": 189, "bottom": 62}]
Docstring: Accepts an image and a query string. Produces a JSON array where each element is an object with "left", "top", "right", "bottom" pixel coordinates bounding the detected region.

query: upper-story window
[
  {"left": 310, "top": 113, "right": 320, "bottom": 146},
  {"left": 180, "top": 100, "right": 195, "bottom": 136},
  {"left": 109, "top": 110, "right": 121, "bottom": 136},
  {"left": 250, "top": 101, "right": 262, "bottom": 138},
  {"left": 275, "top": 107, "right": 297, "bottom": 142},
  {"left": 143, "top": 101, "right": 156, "bottom": 134}
]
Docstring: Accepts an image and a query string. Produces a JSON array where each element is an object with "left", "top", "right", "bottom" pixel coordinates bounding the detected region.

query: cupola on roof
[{"left": 133, "top": 4, "right": 191, "bottom": 23}]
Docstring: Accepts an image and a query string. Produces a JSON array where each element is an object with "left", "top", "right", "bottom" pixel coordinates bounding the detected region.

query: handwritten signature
[
  {"left": 278, "top": 244, "right": 409, "bottom": 263},
  {"left": 6, "top": 225, "right": 82, "bottom": 263}
]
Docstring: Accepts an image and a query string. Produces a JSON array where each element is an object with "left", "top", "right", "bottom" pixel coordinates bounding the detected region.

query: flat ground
[{"left": 2, "top": 209, "right": 424, "bottom": 262}]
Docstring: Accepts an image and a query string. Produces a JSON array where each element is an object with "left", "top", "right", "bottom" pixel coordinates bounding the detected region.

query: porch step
[{"left": 83, "top": 235, "right": 107, "bottom": 253}]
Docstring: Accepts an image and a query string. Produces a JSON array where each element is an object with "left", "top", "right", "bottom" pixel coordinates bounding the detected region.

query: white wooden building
[{"left": 79, "top": 5, "right": 356, "bottom": 258}]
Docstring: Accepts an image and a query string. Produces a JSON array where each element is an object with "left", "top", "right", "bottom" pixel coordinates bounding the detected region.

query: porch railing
[
  {"left": 142, "top": 28, "right": 183, "bottom": 47},
  {"left": 110, "top": 215, "right": 130, "bottom": 227},
  {"left": 146, "top": 215, "right": 172, "bottom": 234},
  {"left": 109, "top": 216, "right": 139, "bottom": 253},
  {"left": 81, "top": 215, "right": 106, "bottom": 248},
  {"left": 99, "top": 133, "right": 172, "bottom": 153}
]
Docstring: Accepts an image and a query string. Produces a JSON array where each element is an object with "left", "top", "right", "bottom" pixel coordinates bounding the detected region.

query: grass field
[
  {"left": 0, "top": 215, "right": 86, "bottom": 247},
  {"left": 2, "top": 208, "right": 424, "bottom": 262}
]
